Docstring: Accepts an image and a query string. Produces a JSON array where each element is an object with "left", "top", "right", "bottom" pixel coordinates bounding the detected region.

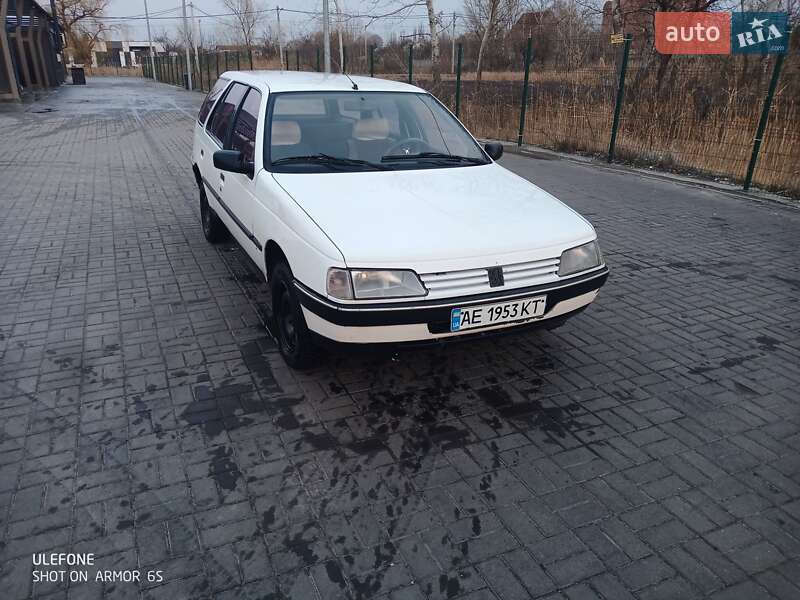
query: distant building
[
  {"left": 1, "top": 0, "right": 65, "bottom": 101},
  {"left": 88, "top": 40, "right": 165, "bottom": 68}
]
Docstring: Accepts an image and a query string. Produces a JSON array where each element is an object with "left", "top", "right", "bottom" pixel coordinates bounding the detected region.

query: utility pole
[
  {"left": 276, "top": 7, "right": 284, "bottom": 70},
  {"left": 451, "top": 12, "right": 456, "bottom": 74},
  {"left": 190, "top": 2, "right": 200, "bottom": 75},
  {"left": 182, "top": 0, "right": 192, "bottom": 89},
  {"left": 144, "top": 0, "right": 157, "bottom": 81},
  {"left": 322, "top": 0, "right": 331, "bottom": 73}
]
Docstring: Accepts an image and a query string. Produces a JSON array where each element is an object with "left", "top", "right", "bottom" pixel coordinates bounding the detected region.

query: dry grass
[{"left": 456, "top": 59, "right": 799, "bottom": 196}]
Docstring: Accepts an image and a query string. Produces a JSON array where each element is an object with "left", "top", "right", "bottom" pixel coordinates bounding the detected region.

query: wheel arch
[{"left": 264, "top": 240, "right": 289, "bottom": 282}]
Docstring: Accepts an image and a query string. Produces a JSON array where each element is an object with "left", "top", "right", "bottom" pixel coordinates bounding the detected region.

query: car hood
[{"left": 272, "top": 163, "right": 595, "bottom": 271}]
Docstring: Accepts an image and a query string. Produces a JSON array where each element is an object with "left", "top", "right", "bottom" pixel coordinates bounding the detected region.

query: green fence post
[
  {"left": 369, "top": 45, "right": 374, "bottom": 77},
  {"left": 608, "top": 36, "right": 632, "bottom": 163},
  {"left": 236, "top": 51, "right": 241, "bottom": 70},
  {"left": 248, "top": 48, "right": 253, "bottom": 70},
  {"left": 224, "top": 50, "right": 229, "bottom": 72},
  {"left": 206, "top": 52, "right": 211, "bottom": 89},
  {"left": 296, "top": 49, "right": 300, "bottom": 71},
  {"left": 316, "top": 47, "right": 320, "bottom": 72},
  {"left": 408, "top": 43, "right": 413, "bottom": 84},
  {"left": 455, "top": 44, "right": 463, "bottom": 118},
  {"left": 517, "top": 37, "right": 533, "bottom": 147},
  {"left": 744, "top": 52, "right": 785, "bottom": 191},
  {"left": 216, "top": 52, "right": 219, "bottom": 79},
  {"left": 343, "top": 46, "right": 347, "bottom": 73}
]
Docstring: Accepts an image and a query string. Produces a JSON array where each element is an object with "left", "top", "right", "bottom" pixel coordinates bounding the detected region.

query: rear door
[
  {"left": 194, "top": 77, "right": 230, "bottom": 185},
  {"left": 219, "top": 86, "right": 264, "bottom": 263}
]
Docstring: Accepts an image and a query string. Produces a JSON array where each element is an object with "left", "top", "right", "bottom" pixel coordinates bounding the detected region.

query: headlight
[
  {"left": 326, "top": 268, "right": 353, "bottom": 300},
  {"left": 558, "top": 240, "right": 602, "bottom": 277},
  {"left": 351, "top": 269, "right": 427, "bottom": 299},
  {"left": 326, "top": 268, "right": 428, "bottom": 299}
]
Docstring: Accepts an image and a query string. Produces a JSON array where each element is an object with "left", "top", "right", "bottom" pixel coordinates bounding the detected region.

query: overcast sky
[{"left": 106, "top": 0, "right": 468, "bottom": 43}]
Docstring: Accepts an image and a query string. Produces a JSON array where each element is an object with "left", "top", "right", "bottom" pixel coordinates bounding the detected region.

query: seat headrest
[
  {"left": 271, "top": 120, "right": 301, "bottom": 145},
  {"left": 353, "top": 118, "right": 390, "bottom": 141}
]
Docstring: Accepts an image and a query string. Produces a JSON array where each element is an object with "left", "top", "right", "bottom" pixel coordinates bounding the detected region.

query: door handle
[
  {"left": 220, "top": 173, "right": 225, "bottom": 181},
  {"left": 200, "top": 149, "right": 204, "bottom": 157}
]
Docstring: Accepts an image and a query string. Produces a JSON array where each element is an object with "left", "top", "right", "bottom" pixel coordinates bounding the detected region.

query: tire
[
  {"left": 270, "top": 261, "right": 319, "bottom": 369},
  {"left": 199, "top": 181, "right": 227, "bottom": 243}
]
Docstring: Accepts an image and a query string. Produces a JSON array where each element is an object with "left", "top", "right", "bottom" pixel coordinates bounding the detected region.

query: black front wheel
[
  {"left": 270, "top": 262, "right": 319, "bottom": 369},
  {"left": 199, "top": 182, "right": 227, "bottom": 243}
]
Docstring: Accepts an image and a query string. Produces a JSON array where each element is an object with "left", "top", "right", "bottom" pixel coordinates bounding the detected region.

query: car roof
[{"left": 218, "top": 70, "right": 427, "bottom": 94}]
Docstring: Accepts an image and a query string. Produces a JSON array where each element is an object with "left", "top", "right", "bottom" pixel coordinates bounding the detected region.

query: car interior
[{"left": 270, "top": 115, "right": 404, "bottom": 163}]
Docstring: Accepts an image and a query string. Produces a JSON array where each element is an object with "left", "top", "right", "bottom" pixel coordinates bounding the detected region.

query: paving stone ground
[{"left": 0, "top": 77, "right": 799, "bottom": 600}]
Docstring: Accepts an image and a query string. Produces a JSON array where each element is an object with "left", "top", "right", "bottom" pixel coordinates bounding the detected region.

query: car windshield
[{"left": 268, "top": 91, "right": 489, "bottom": 172}]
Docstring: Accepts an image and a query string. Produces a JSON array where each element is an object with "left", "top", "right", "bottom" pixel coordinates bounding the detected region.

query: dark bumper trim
[{"left": 295, "top": 266, "right": 608, "bottom": 328}]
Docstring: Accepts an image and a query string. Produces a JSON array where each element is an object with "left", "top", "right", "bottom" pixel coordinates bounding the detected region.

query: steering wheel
[{"left": 384, "top": 137, "right": 435, "bottom": 157}]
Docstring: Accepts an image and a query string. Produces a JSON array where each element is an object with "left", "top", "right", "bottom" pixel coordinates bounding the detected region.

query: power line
[{"left": 91, "top": 5, "right": 471, "bottom": 23}]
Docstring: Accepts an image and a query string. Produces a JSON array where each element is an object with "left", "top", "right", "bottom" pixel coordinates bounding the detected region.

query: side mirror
[
  {"left": 484, "top": 142, "right": 504, "bottom": 161},
  {"left": 214, "top": 149, "right": 254, "bottom": 177}
]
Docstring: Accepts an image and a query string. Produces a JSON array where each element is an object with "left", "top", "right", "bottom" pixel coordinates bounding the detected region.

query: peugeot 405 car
[{"left": 191, "top": 71, "right": 608, "bottom": 368}]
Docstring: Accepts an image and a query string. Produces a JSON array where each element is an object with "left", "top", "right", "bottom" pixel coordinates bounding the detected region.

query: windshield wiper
[
  {"left": 272, "top": 154, "right": 389, "bottom": 171},
  {"left": 380, "top": 152, "right": 487, "bottom": 165}
]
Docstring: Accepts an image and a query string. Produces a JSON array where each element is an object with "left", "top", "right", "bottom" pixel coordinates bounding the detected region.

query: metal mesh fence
[{"left": 140, "top": 37, "right": 800, "bottom": 197}]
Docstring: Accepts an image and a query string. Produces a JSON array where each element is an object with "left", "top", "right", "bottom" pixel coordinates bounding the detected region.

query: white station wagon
[{"left": 192, "top": 71, "right": 608, "bottom": 368}]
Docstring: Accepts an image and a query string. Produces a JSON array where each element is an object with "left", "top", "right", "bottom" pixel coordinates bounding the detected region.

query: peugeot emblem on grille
[{"left": 487, "top": 266, "right": 504, "bottom": 288}]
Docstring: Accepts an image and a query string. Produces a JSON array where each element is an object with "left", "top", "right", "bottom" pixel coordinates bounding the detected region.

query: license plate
[{"left": 450, "top": 295, "right": 547, "bottom": 332}]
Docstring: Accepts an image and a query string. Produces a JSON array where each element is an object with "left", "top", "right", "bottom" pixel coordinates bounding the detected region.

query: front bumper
[{"left": 295, "top": 266, "right": 608, "bottom": 344}]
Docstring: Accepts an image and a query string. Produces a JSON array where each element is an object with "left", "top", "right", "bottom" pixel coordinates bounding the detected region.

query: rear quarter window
[{"left": 198, "top": 78, "right": 229, "bottom": 125}]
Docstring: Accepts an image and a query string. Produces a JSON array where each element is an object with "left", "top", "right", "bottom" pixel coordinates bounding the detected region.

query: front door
[{"left": 219, "top": 86, "right": 264, "bottom": 264}]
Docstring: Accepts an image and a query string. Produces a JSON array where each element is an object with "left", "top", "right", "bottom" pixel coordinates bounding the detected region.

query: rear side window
[
  {"left": 197, "top": 78, "right": 229, "bottom": 125},
  {"left": 206, "top": 82, "right": 247, "bottom": 145},
  {"left": 229, "top": 88, "right": 262, "bottom": 165}
]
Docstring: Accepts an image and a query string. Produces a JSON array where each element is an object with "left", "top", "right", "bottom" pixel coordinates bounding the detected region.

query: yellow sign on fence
[{"left": 610, "top": 34, "right": 625, "bottom": 44}]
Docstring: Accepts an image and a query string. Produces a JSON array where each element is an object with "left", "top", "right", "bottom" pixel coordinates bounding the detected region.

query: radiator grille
[{"left": 420, "top": 257, "right": 560, "bottom": 299}]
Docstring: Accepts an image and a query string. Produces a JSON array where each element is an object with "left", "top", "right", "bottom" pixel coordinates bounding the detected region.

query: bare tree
[
  {"left": 333, "top": 0, "right": 346, "bottom": 71},
  {"left": 364, "top": 1, "right": 443, "bottom": 81},
  {"left": 465, "top": 0, "right": 502, "bottom": 85},
  {"left": 221, "top": 0, "right": 264, "bottom": 51},
  {"left": 425, "top": 0, "right": 442, "bottom": 83},
  {"left": 54, "top": 0, "right": 113, "bottom": 62},
  {"left": 153, "top": 30, "right": 181, "bottom": 54}
]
